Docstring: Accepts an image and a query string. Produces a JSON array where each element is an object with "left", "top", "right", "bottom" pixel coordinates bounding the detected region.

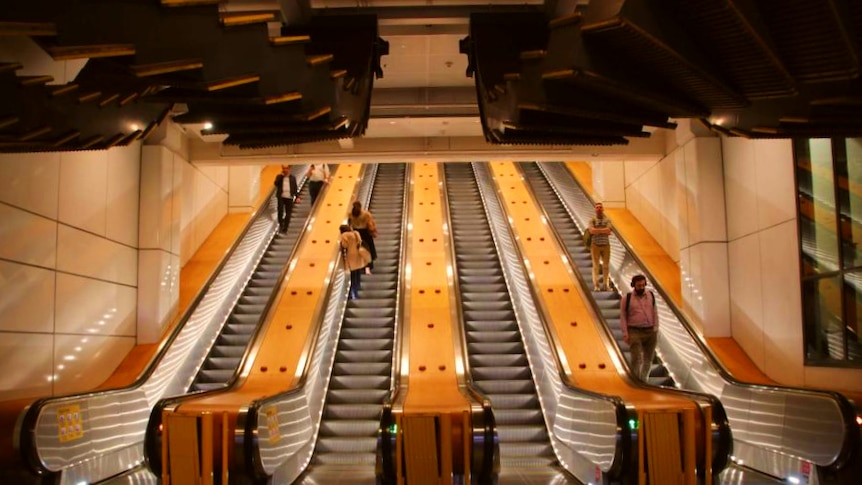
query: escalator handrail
[
  {"left": 378, "top": 163, "right": 416, "bottom": 484},
  {"left": 538, "top": 161, "right": 859, "bottom": 469},
  {"left": 145, "top": 168, "right": 318, "bottom": 475},
  {"left": 17, "top": 167, "right": 295, "bottom": 477},
  {"left": 439, "top": 163, "right": 499, "bottom": 482},
  {"left": 517, "top": 162, "right": 733, "bottom": 474},
  {"left": 473, "top": 162, "right": 632, "bottom": 481}
]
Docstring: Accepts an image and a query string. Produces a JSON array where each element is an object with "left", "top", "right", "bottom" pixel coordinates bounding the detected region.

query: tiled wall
[
  {"left": 0, "top": 146, "right": 141, "bottom": 399},
  {"left": 626, "top": 130, "right": 862, "bottom": 390},
  {"left": 0, "top": 134, "right": 231, "bottom": 400},
  {"left": 724, "top": 138, "right": 862, "bottom": 391}
]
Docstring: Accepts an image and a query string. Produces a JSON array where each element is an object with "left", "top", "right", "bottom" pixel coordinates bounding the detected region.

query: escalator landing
[{"left": 292, "top": 465, "right": 376, "bottom": 485}]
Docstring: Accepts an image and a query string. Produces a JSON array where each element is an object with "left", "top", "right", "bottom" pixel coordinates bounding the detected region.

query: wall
[
  {"left": 725, "top": 137, "right": 862, "bottom": 390},
  {"left": 0, "top": 145, "right": 141, "bottom": 400},
  {"left": 0, "top": 122, "right": 231, "bottom": 401},
  {"left": 624, "top": 127, "right": 862, "bottom": 391}
]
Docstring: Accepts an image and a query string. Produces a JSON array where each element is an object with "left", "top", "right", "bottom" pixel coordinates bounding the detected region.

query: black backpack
[{"left": 625, "top": 290, "right": 656, "bottom": 315}]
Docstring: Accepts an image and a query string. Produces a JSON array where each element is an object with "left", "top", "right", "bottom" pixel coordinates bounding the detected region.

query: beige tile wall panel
[
  {"left": 0, "top": 260, "right": 55, "bottom": 333},
  {"left": 106, "top": 142, "right": 142, "bottom": 247},
  {"left": 55, "top": 273, "right": 136, "bottom": 337},
  {"left": 0, "top": 152, "right": 60, "bottom": 219},
  {"left": 0, "top": 333, "right": 53, "bottom": 400},
  {"left": 57, "top": 224, "right": 137, "bottom": 286},
  {"left": 140, "top": 146, "right": 176, "bottom": 252},
  {"left": 51, "top": 334, "right": 135, "bottom": 395},
  {"left": 59, "top": 150, "right": 109, "bottom": 236},
  {"left": 0, "top": 202, "right": 57, "bottom": 268}
]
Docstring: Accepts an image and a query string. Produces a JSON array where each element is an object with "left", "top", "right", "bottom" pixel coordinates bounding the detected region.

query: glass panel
[
  {"left": 802, "top": 276, "right": 842, "bottom": 362},
  {"left": 796, "top": 139, "right": 839, "bottom": 275},
  {"left": 842, "top": 272, "right": 862, "bottom": 362},
  {"left": 837, "top": 138, "right": 862, "bottom": 269}
]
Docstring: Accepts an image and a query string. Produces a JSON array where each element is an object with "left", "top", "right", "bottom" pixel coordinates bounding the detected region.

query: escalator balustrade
[
  {"left": 520, "top": 162, "right": 674, "bottom": 387},
  {"left": 313, "top": 163, "right": 407, "bottom": 466},
  {"left": 444, "top": 162, "right": 556, "bottom": 468}
]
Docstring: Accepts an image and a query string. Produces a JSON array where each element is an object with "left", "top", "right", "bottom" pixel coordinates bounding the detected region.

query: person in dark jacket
[{"left": 274, "top": 165, "right": 299, "bottom": 233}]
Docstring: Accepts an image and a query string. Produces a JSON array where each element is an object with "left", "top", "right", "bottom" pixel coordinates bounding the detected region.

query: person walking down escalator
[
  {"left": 274, "top": 165, "right": 300, "bottom": 233},
  {"left": 307, "top": 163, "right": 330, "bottom": 205},
  {"left": 588, "top": 202, "right": 613, "bottom": 291},
  {"left": 340, "top": 225, "right": 371, "bottom": 299},
  {"left": 348, "top": 201, "right": 378, "bottom": 274},
  {"left": 620, "top": 274, "right": 659, "bottom": 381}
]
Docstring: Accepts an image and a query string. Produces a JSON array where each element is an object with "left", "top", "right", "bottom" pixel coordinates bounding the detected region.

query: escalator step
[
  {"left": 476, "top": 379, "right": 535, "bottom": 394},
  {"left": 464, "top": 320, "right": 518, "bottom": 332},
  {"left": 197, "top": 369, "right": 233, "bottom": 383},
  {"left": 467, "top": 331, "right": 520, "bottom": 343},
  {"left": 318, "top": 420, "right": 380, "bottom": 437},
  {"left": 493, "top": 409, "right": 545, "bottom": 426},
  {"left": 333, "top": 362, "right": 390, "bottom": 375},
  {"left": 470, "top": 354, "right": 528, "bottom": 367},
  {"left": 205, "top": 357, "right": 241, "bottom": 370},
  {"left": 484, "top": 394, "right": 538, "bottom": 409},
  {"left": 324, "top": 404, "right": 383, "bottom": 420},
  {"left": 338, "top": 338, "right": 393, "bottom": 351},
  {"left": 211, "top": 346, "right": 245, "bottom": 358},
  {"left": 498, "top": 425, "right": 549, "bottom": 442},
  {"left": 327, "top": 389, "right": 388, "bottom": 404},
  {"left": 472, "top": 366, "right": 532, "bottom": 380},
  {"left": 313, "top": 452, "right": 376, "bottom": 466},
  {"left": 342, "top": 327, "right": 393, "bottom": 340},
  {"left": 329, "top": 375, "right": 390, "bottom": 390},
  {"left": 468, "top": 342, "right": 524, "bottom": 354}
]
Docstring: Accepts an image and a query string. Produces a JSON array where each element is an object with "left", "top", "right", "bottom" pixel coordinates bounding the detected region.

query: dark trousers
[
  {"left": 349, "top": 269, "right": 362, "bottom": 298},
  {"left": 308, "top": 180, "right": 324, "bottom": 204},
  {"left": 277, "top": 197, "right": 294, "bottom": 232},
  {"left": 356, "top": 228, "right": 377, "bottom": 268}
]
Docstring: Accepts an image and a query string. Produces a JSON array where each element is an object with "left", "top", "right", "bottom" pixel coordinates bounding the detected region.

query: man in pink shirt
[{"left": 620, "top": 274, "right": 658, "bottom": 381}]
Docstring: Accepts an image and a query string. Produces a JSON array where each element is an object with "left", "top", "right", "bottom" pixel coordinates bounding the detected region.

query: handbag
[{"left": 583, "top": 230, "right": 592, "bottom": 247}]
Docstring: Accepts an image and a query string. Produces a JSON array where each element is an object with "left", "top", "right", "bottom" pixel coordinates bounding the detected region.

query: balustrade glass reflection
[
  {"left": 837, "top": 138, "right": 862, "bottom": 269},
  {"left": 802, "top": 276, "right": 842, "bottom": 361},
  {"left": 796, "top": 138, "right": 839, "bottom": 276},
  {"left": 841, "top": 272, "right": 862, "bottom": 362},
  {"left": 796, "top": 138, "right": 862, "bottom": 367}
]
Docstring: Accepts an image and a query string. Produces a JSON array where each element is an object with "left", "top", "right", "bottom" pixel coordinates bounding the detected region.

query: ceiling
[
  {"left": 189, "top": 0, "right": 612, "bottom": 162},
  {"left": 3, "top": 0, "right": 859, "bottom": 161}
]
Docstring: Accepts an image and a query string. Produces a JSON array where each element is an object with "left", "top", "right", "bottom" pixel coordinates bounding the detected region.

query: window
[{"left": 795, "top": 138, "right": 862, "bottom": 366}]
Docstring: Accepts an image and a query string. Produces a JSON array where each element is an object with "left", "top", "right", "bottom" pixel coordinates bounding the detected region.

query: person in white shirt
[{"left": 307, "top": 163, "right": 330, "bottom": 205}]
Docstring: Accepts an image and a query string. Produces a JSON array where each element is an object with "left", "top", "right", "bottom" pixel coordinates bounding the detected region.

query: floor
[{"left": 288, "top": 463, "right": 785, "bottom": 485}]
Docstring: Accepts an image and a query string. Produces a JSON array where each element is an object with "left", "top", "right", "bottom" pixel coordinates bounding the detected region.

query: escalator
[
  {"left": 443, "top": 163, "right": 558, "bottom": 471},
  {"left": 520, "top": 162, "right": 675, "bottom": 387},
  {"left": 311, "top": 163, "right": 407, "bottom": 469},
  {"left": 190, "top": 168, "right": 319, "bottom": 391}
]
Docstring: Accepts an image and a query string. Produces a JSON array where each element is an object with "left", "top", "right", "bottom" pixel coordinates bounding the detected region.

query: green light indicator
[
  {"left": 389, "top": 424, "right": 398, "bottom": 433},
  {"left": 628, "top": 419, "right": 639, "bottom": 430}
]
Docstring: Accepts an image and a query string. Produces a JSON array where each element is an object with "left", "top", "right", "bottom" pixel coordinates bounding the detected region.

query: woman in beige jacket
[{"left": 340, "top": 224, "right": 367, "bottom": 299}]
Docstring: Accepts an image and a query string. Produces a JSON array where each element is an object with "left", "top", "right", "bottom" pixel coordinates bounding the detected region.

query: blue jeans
[{"left": 349, "top": 269, "right": 362, "bottom": 299}]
